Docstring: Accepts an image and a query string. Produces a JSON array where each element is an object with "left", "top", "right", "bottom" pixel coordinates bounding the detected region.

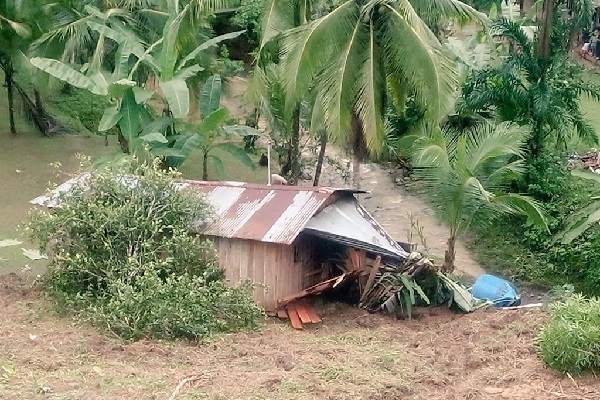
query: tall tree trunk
[
  {"left": 117, "top": 130, "right": 130, "bottom": 153},
  {"left": 351, "top": 113, "right": 367, "bottom": 190},
  {"left": 538, "top": 0, "right": 555, "bottom": 61},
  {"left": 33, "top": 88, "right": 50, "bottom": 134},
  {"left": 202, "top": 153, "right": 209, "bottom": 181},
  {"left": 528, "top": 120, "right": 545, "bottom": 162},
  {"left": 5, "top": 64, "right": 17, "bottom": 135},
  {"left": 442, "top": 235, "right": 456, "bottom": 273},
  {"left": 289, "top": 105, "right": 302, "bottom": 185},
  {"left": 313, "top": 130, "right": 328, "bottom": 186}
]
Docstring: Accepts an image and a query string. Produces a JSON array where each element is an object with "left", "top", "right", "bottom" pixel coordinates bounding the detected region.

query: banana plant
[
  {"left": 29, "top": 4, "right": 243, "bottom": 154},
  {"left": 164, "top": 74, "right": 258, "bottom": 179}
]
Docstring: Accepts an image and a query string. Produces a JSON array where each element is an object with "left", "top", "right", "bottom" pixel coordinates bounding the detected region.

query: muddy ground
[{"left": 1, "top": 274, "right": 598, "bottom": 400}]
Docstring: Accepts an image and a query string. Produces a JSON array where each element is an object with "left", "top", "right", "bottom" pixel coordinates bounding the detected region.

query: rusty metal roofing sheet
[
  {"left": 303, "top": 198, "right": 409, "bottom": 259},
  {"left": 30, "top": 177, "right": 382, "bottom": 247},
  {"left": 179, "top": 180, "right": 362, "bottom": 245}
]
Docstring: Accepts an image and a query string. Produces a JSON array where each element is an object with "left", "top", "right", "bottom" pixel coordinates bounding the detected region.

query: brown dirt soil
[{"left": 1, "top": 275, "right": 599, "bottom": 400}]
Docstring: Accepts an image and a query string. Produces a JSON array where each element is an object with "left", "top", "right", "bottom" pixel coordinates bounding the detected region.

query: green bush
[
  {"left": 26, "top": 159, "right": 263, "bottom": 340},
  {"left": 468, "top": 153, "right": 600, "bottom": 295},
  {"left": 537, "top": 295, "right": 600, "bottom": 373},
  {"left": 46, "top": 87, "right": 113, "bottom": 133}
]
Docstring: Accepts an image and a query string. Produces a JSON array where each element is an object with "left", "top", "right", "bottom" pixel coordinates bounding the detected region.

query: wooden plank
[
  {"left": 302, "top": 303, "right": 322, "bottom": 324},
  {"left": 360, "top": 255, "right": 382, "bottom": 302},
  {"left": 286, "top": 305, "right": 304, "bottom": 330},
  {"left": 294, "top": 303, "right": 312, "bottom": 324},
  {"left": 254, "top": 242, "right": 266, "bottom": 309},
  {"left": 276, "top": 308, "right": 288, "bottom": 319},
  {"left": 277, "top": 273, "right": 344, "bottom": 307}
]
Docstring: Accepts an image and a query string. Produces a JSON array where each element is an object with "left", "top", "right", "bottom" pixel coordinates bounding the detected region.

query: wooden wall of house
[{"left": 209, "top": 236, "right": 304, "bottom": 312}]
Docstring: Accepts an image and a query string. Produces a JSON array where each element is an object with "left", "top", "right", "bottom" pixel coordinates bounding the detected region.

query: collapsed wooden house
[
  {"left": 178, "top": 181, "right": 415, "bottom": 317},
  {"left": 32, "top": 178, "right": 433, "bottom": 327}
]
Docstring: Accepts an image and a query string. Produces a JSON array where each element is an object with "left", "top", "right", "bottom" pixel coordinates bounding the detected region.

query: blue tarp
[{"left": 471, "top": 274, "right": 521, "bottom": 307}]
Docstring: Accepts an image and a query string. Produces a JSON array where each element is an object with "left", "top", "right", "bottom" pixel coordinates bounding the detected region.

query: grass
[
  {"left": 578, "top": 69, "right": 600, "bottom": 151},
  {"left": 2, "top": 275, "right": 600, "bottom": 400}
]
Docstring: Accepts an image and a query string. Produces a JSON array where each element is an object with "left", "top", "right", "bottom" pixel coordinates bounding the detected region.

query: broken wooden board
[
  {"left": 286, "top": 305, "right": 304, "bottom": 330},
  {"left": 277, "top": 270, "right": 361, "bottom": 308},
  {"left": 279, "top": 301, "right": 323, "bottom": 330}
]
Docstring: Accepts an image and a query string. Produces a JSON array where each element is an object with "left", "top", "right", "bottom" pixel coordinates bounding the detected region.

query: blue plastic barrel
[{"left": 471, "top": 274, "right": 521, "bottom": 307}]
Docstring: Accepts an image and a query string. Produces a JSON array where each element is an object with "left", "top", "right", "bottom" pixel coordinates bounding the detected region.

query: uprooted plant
[{"left": 25, "top": 159, "right": 263, "bottom": 340}]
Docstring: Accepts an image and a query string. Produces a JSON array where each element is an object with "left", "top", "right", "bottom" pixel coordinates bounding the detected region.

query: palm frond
[
  {"left": 382, "top": 1, "right": 458, "bottom": 122},
  {"left": 279, "top": 0, "right": 356, "bottom": 106},
  {"left": 414, "top": 121, "right": 546, "bottom": 239},
  {"left": 410, "top": 0, "right": 488, "bottom": 27},
  {"left": 257, "top": 0, "right": 296, "bottom": 54},
  {"left": 318, "top": 6, "right": 364, "bottom": 147},
  {"left": 490, "top": 18, "right": 533, "bottom": 55},
  {"left": 463, "top": 122, "right": 525, "bottom": 175},
  {"left": 493, "top": 193, "right": 548, "bottom": 232},
  {"left": 354, "top": 18, "right": 385, "bottom": 153}
]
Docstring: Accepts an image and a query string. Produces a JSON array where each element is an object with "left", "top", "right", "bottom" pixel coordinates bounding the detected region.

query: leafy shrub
[
  {"left": 26, "top": 159, "right": 263, "bottom": 340},
  {"left": 46, "top": 87, "right": 112, "bottom": 133},
  {"left": 231, "top": 0, "right": 264, "bottom": 45},
  {"left": 468, "top": 152, "right": 600, "bottom": 295},
  {"left": 537, "top": 295, "right": 600, "bottom": 373}
]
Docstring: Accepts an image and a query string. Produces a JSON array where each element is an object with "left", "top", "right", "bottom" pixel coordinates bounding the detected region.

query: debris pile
[
  {"left": 276, "top": 249, "right": 485, "bottom": 329},
  {"left": 568, "top": 150, "right": 600, "bottom": 173}
]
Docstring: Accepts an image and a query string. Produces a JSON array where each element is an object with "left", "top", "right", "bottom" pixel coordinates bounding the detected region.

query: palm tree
[
  {"left": 460, "top": 19, "right": 600, "bottom": 162},
  {"left": 0, "top": 0, "right": 47, "bottom": 134},
  {"left": 412, "top": 122, "right": 547, "bottom": 272},
  {"left": 248, "top": 0, "right": 319, "bottom": 185},
  {"left": 279, "top": 0, "right": 486, "bottom": 189}
]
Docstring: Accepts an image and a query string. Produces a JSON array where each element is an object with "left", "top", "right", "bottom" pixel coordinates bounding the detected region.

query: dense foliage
[
  {"left": 460, "top": 19, "right": 600, "bottom": 162},
  {"left": 537, "top": 295, "right": 600, "bottom": 373},
  {"left": 467, "top": 153, "right": 600, "bottom": 295},
  {"left": 411, "top": 122, "right": 547, "bottom": 271},
  {"left": 26, "top": 160, "right": 263, "bottom": 340}
]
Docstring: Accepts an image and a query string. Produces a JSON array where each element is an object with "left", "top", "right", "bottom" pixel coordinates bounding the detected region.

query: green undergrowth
[
  {"left": 466, "top": 153, "right": 600, "bottom": 296},
  {"left": 25, "top": 160, "right": 263, "bottom": 340},
  {"left": 537, "top": 295, "right": 600, "bottom": 373}
]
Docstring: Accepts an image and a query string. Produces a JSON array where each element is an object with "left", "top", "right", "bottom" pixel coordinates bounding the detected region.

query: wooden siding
[{"left": 210, "top": 237, "right": 304, "bottom": 312}]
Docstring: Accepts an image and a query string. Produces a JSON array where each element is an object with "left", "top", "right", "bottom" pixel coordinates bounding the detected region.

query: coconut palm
[
  {"left": 0, "top": 0, "right": 47, "bottom": 134},
  {"left": 278, "top": 0, "right": 486, "bottom": 188},
  {"left": 248, "top": 0, "right": 320, "bottom": 184},
  {"left": 412, "top": 122, "right": 548, "bottom": 272},
  {"left": 460, "top": 19, "right": 600, "bottom": 162}
]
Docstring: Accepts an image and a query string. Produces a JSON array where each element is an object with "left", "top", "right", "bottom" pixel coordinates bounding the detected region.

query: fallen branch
[{"left": 167, "top": 375, "right": 203, "bottom": 400}]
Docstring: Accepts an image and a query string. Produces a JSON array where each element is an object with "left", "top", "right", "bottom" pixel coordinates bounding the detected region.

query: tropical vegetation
[
  {"left": 460, "top": 18, "right": 600, "bottom": 164},
  {"left": 26, "top": 159, "right": 263, "bottom": 340},
  {"left": 3, "top": 0, "right": 600, "bottom": 375},
  {"left": 412, "top": 122, "right": 547, "bottom": 272}
]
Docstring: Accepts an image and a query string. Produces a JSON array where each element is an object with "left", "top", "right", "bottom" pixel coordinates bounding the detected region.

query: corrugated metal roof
[
  {"left": 180, "top": 180, "right": 365, "bottom": 245},
  {"left": 303, "top": 198, "right": 409, "bottom": 259},
  {"left": 31, "top": 177, "right": 406, "bottom": 254}
]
